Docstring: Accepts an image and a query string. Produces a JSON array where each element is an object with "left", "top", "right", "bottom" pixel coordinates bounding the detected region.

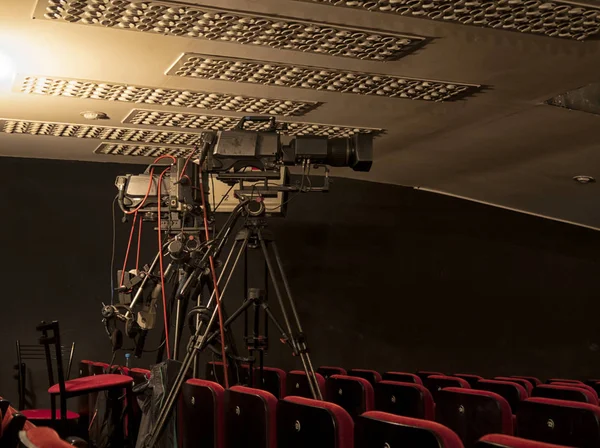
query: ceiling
[{"left": 1, "top": 0, "right": 599, "bottom": 228}]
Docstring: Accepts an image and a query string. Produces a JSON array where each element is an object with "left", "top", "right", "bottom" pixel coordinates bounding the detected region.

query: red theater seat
[
  {"left": 255, "top": 367, "right": 286, "bottom": 399},
  {"left": 475, "top": 380, "right": 528, "bottom": 412},
  {"left": 436, "top": 388, "right": 513, "bottom": 447},
  {"left": 355, "top": 411, "right": 464, "bottom": 448},
  {"left": 454, "top": 374, "right": 484, "bottom": 387},
  {"left": 18, "top": 427, "right": 74, "bottom": 448},
  {"left": 325, "top": 375, "right": 374, "bottom": 419},
  {"left": 183, "top": 379, "right": 224, "bottom": 448},
  {"left": 510, "top": 376, "right": 541, "bottom": 387},
  {"left": 550, "top": 381, "right": 598, "bottom": 399},
  {"left": 374, "top": 381, "right": 435, "bottom": 420},
  {"left": 286, "top": 370, "right": 326, "bottom": 399},
  {"left": 317, "top": 366, "right": 347, "bottom": 379},
  {"left": 206, "top": 361, "right": 250, "bottom": 387},
  {"left": 516, "top": 397, "right": 600, "bottom": 447},
  {"left": 475, "top": 434, "right": 571, "bottom": 447},
  {"left": 382, "top": 372, "right": 423, "bottom": 385},
  {"left": 532, "top": 384, "right": 598, "bottom": 405},
  {"left": 417, "top": 371, "right": 445, "bottom": 380},
  {"left": 278, "top": 396, "right": 354, "bottom": 448},
  {"left": 226, "top": 386, "right": 277, "bottom": 448},
  {"left": 347, "top": 369, "right": 382, "bottom": 386},
  {"left": 423, "top": 375, "right": 471, "bottom": 401},
  {"left": 495, "top": 377, "right": 533, "bottom": 396},
  {"left": 546, "top": 378, "right": 583, "bottom": 385}
]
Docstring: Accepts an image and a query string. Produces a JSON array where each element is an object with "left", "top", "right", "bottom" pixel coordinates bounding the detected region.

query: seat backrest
[
  {"left": 382, "top": 372, "right": 423, "bottom": 385},
  {"left": 225, "top": 386, "right": 277, "bottom": 448},
  {"left": 475, "top": 434, "right": 571, "bottom": 447},
  {"left": 417, "top": 371, "right": 445, "bottom": 380},
  {"left": 182, "top": 379, "right": 224, "bottom": 448},
  {"left": 436, "top": 388, "right": 513, "bottom": 447},
  {"left": 454, "top": 374, "right": 483, "bottom": 388},
  {"left": 495, "top": 377, "right": 533, "bottom": 395},
  {"left": 34, "top": 321, "right": 70, "bottom": 424},
  {"left": 374, "top": 381, "right": 434, "bottom": 420},
  {"left": 16, "top": 338, "right": 75, "bottom": 402},
  {"left": 355, "top": 411, "right": 464, "bottom": 448},
  {"left": 206, "top": 361, "right": 250, "bottom": 387},
  {"left": 78, "top": 360, "right": 93, "bottom": 378},
  {"left": 532, "top": 384, "right": 598, "bottom": 405},
  {"left": 550, "top": 381, "right": 598, "bottom": 399},
  {"left": 510, "top": 376, "right": 541, "bottom": 387},
  {"left": 347, "top": 369, "right": 381, "bottom": 386},
  {"left": 325, "top": 375, "right": 374, "bottom": 420},
  {"left": 277, "top": 396, "right": 354, "bottom": 448},
  {"left": 587, "top": 381, "right": 600, "bottom": 400},
  {"left": 286, "top": 370, "right": 326, "bottom": 399},
  {"left": 254, "top": 367, "right": 286, "bottom": 399},
  {"left": 317, "top": 366, "right": 347, "bottom": 379},
  {"left": 546, "top": 378, "right": 583, "bottom": 385},
  {"left": 475, "top": 380, "right": 527, "bottom": 412},
  {"left": 424, "top": 375, "right": 471, "bottom": 401},
  {"left": 516, "top": 397, "right": 600, "bottom": 447}
]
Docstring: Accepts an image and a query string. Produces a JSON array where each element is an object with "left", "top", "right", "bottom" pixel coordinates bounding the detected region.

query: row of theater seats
[{"left": 203, "top": 362, "right": 600, "bottom": 447}]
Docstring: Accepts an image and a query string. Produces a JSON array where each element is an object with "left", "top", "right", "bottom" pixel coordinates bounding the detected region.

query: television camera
[{"left": 103, "top": 117, "right": 374, "bottom": 445}]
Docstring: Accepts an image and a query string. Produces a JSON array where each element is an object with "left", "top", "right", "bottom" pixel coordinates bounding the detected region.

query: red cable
[
  {"left": 157, "top": 167, "right": 172, "bottom": 359},
  {"left": 179, "top": 147, "right": 197, "bottom": 181},
  {"left": 197, "top": 164, "right": 229, "bottom": 387},
  {"left": 136, "top": 216, "right": 143, "bottom": 272},
  {"left": 120, "top": 211, "right": 138, "bottom": 287}
]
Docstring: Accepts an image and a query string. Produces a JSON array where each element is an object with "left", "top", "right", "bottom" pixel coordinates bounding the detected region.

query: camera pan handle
[{"left": 235, "top": 116, "right": 276, "bottom": 131}]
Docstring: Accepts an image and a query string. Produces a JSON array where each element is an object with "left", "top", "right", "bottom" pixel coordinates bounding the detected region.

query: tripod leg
[
  {"left": 173, "top": 295, "right": 189, "bottom": 361},
  {"left": 270, "top": 240, "right": 323, "bottom": 399},
  {"left": 258, "top": 235, "right": 322, "bottom": 400}
]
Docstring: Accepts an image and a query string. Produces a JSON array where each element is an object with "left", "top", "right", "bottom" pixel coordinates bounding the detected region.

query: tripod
[{"left": 142, "top": 211, "right": 322, "bottom": 447}]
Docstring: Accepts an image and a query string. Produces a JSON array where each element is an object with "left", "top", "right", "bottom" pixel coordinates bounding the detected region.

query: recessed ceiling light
[
  {"left": 168, "top": 53, "right": 481, "bottom": 101},
  {"left": 35, "top": 0, "right": 428, "bottom": 61},
  {"left": 19, "top": 76, "right": 319, "bottom": 116},
  {"left": 294, "top": 0, "right": 600, "bottom": 41},
  {"left": 573, "top": 175, "right": 596, "bottom": 184},
  {"left": 80, "top": 111, "right": 109, "bottom": 120}
]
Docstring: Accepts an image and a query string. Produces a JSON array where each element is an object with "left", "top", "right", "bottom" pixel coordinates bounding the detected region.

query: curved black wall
[{"left": 1, "top": 157, "right": 599, "bottom": 406}]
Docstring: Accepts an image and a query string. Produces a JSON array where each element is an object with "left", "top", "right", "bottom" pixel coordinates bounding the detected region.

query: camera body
[{"left": 116, "top": 118, "right": 374, "bottom": 221}]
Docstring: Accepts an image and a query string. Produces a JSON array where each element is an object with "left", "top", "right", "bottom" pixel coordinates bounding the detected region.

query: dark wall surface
[{"left": 1, "top": 156, "right": 600, "bottom": 406}]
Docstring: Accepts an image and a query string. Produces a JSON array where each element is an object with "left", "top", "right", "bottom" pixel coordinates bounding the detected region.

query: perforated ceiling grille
[
  {"left": 0, "top": 119, "right": 206, "bottom": 145},
  {"left": 168, "top": 54, "right": 480, "bottom": 101},
  {"left": 296, "top": 0, "right": 600, "bottom": 40},
  {"left": 95, "top": 142, "right": 194, "bottom": 157},
  {"left": 35, "top": 0, "right": 427, "bottom": 61},
  {"left": 123, "top": 109, "right": 385, "bottom": 137},
  {"left": 19, "top": 76, "right": 318, "bottom": 116}
]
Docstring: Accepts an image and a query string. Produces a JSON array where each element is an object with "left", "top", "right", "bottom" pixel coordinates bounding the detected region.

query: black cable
[
  {"left": 143, "top": 339, "right": 167, "bottom": 353},
  {"left": 214, "top": 183, "right": 235, "bottom": 212},
  {"left": 266, "top": 165, "right": 308, "bottom": 211}
]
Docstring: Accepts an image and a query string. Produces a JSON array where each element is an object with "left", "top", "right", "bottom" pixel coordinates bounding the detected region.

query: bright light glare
[{"left": 0, "top": 51, "right": 15, "bottom": 87}]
